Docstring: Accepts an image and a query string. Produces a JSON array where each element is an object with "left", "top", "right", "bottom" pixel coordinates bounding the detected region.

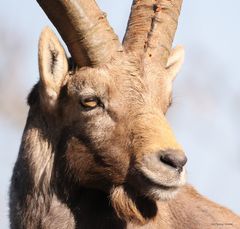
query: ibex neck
[
  {"left": 10, "top": 107, "right": 70, "bottom": 228},
  {"left": 62, "top": 188, "right": 126, "bottom": 228},
  {"left": 19, "top": 107, "right": 58, "bottom": 191}
]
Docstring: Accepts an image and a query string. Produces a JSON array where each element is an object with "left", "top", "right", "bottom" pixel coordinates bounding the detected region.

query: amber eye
[{"left": 80, "top": 97, "right": 103, "bottom": 110}]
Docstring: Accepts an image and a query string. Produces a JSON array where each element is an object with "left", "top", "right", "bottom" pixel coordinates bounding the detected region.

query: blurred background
[{"left": 0, "top": 0, "right": 240, "bottom": 227}]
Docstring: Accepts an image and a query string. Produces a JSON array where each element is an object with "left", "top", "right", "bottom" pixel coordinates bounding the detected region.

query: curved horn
[
  {"left": 123, "top": 0, "right": 183, "bottom": 66},
  {"left": 37, "top": 0, "right": 123, "bottom": 67}
]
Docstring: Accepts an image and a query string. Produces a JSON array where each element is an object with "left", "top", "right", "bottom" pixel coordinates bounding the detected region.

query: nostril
[{"left": 160, "top": 151, "right": 187, "bottom": 172}]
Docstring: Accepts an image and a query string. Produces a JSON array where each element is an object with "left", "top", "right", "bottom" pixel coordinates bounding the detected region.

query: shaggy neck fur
[{"left": 10, "top": 103, "right": 73, "bottom": 226}]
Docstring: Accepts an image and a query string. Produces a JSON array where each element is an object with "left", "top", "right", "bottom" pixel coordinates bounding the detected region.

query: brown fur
[{"left": 9, "top": 2, "right": 240, "bottom": 228}]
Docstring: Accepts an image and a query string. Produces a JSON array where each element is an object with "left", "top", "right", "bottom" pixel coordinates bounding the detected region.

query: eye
[{"left": 79, "top": 96, "right": 103, "bottom": 110}]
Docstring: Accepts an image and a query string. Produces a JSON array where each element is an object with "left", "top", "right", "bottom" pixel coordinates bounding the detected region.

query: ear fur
[
  {"left": 166, "top": 45, "right": 185, "bottom": 81},
  {"left": 38, "top": 27, "right": 68, "bottom": 108}
]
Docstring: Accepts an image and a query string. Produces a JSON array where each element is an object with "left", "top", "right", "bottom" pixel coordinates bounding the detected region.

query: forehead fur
[{"left": 66, "top": 57, "right": 147, "bottom": 102}]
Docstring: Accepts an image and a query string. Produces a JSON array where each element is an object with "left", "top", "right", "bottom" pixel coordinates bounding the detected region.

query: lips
[
  {"left": 144, "top": 176, "right": 179, "bottom": 191},
  {"left": 127, "top": 167, "right": 185, "bottom": 201},
  {"left": 139, "top": 169, "right": 179, "bottom": 189}
]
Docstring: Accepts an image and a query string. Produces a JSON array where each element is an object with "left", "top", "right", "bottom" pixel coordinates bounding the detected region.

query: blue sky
[{"left": 1, "top": 1, "right": 240, "bottom": 228}]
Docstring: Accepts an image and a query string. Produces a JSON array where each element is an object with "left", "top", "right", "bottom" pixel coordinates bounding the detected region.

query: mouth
[
  {"left": 141, "top": 176, "right": 180, "bottom": 200},
  {"left": 128, "top": 167, "right": 186, "bottom": 201}
]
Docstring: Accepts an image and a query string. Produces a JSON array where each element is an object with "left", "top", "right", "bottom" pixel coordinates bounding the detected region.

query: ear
[
  {"left": 166, "top": 46, "right": 185, "bottom": 81},
  {"left": 38, "top": 27, "right": 68, "bottom": 109}
]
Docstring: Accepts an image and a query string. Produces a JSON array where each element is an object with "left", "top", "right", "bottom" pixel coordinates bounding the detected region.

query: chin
[{"left": 144, "top": 186, "right": 180, "bottom": 201}]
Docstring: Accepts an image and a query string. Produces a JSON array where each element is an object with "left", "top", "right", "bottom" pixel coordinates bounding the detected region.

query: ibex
[{"left": 10, "top": 0, "right": 240, "bottom": 228}]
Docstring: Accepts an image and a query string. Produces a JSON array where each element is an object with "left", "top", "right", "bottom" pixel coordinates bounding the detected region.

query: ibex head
[{"left": 34, "top": 0, "right": 186, "bottom": 223}]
